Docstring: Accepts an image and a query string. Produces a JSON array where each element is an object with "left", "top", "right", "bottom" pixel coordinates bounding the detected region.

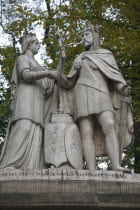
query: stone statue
[
  {"left": 58, "top": 25, "right": 133, "bottom": 172},
  {"left": 0, "top": 33, "right": 60, "bottom": 169}
]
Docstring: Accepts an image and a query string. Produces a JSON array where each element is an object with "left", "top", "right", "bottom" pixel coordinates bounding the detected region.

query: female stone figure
[{"left": 0, "top": 33, "right": 59, "bottom": 169}]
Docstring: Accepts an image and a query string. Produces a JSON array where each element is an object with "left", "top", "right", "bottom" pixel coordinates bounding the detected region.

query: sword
[{"left": 119, "top": 80, "right": 131, "bottom": 164}]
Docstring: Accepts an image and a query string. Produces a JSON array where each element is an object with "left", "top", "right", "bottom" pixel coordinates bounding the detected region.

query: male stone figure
[{"left": 58, "top": 25, "right": 133, "bottom": 171}]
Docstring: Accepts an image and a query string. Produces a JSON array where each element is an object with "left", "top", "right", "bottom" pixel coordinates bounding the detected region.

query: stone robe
[{"left": 0, "top": 55, "right": 57, "bottom": 169}]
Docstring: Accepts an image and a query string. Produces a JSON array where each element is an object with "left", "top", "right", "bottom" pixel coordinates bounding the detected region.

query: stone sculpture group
[{"left": 0, "top": 25, "right": 133, "bottom": 172}]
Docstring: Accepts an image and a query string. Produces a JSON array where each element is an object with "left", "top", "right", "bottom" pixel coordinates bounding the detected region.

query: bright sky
[
  {"left": 0, "top": 0, "right": 70, "bottom": 64},
  {"left": 0, "top": 25, "right": 47, "bottom": 65},
  {"left": 0, "top": 0, "right": 65, "bottom": 87},
  {"left": 0, "top": 0, "right": 61, "bottom": 65}
]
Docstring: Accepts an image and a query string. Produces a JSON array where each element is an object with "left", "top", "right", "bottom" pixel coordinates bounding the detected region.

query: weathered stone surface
[
  {"left": 0, "top": 169, "right": 140, "bottom": 208},
  {"left": 58, "top": 24, "right": 133, "bottom": 172},
  {"left": 44, "top": 113, "right": 83, "bottom": 169},
  {"left": 0, "top": 33, "right": 59, "bottom": 170},
  {"left": 51, "top": 113, "right": 73, "bottom": 123},
  {"left": 0, "top": 169, "right": 140, "bottom": 182}
]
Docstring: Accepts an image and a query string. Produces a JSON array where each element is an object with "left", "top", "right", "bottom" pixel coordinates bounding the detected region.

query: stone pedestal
[{"left": 0, "top": 169, "right": 140, "bottom": 209}]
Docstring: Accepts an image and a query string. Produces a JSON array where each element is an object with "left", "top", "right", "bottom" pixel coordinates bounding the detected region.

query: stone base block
[{"left": 0, "top": 169, "right": 140, "bottom": 209}]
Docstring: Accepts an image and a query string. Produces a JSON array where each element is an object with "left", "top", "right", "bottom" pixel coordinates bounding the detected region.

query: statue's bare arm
[
  {"left": 17, "top": 55, "right": 60, "bottom": 82},
  {"left": 21, "top": 69, "right": 60, "bottom": 82},
  {"left": 58, "top": 73, "right": 79, "bottom": 89}
]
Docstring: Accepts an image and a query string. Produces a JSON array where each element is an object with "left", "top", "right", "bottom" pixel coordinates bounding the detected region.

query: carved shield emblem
[
  {"left": 65, "top": 123, "right": 83, "bottom": 169},
  {"left": 44, "top": 123, "right": 68, "bottom": 168},
  {"left": 44, "top": 122, "right": 83, "bottom": 169}
]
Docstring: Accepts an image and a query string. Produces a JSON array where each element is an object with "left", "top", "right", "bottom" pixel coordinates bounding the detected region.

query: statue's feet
[
  {"left": 59, "top": 163, "right": 73, "bottom": 169},
  {"left": 50, "top": 165, "right": 55, "bottom": 169},
  {"left": 113, "top": 166, "right": 131, "bottom": 173}
]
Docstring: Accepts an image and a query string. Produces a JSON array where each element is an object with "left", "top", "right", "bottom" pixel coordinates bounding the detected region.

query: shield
[
  {"left": 44, "top": 116, "right": 83, "bottom": 169},
  {"left": 65, "top": 123, "right": 83, "bottom": 169},
  {"left": 44, "top": 123, "right": 68, "bottom": 168}
]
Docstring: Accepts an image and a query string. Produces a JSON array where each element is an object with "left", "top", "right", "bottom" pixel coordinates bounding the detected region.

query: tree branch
[
  {"left": 44, "top": 0, "right": 51, "bottom": 41},
  {"left": 0, "top": 0, "right": 16, "bottom": 50}
]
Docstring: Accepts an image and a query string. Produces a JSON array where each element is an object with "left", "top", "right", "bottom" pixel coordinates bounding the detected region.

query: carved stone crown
[
  {"left": 19, "top": 33, "right": 37, "bottom": 44},
  {"left": 20, "top": 33, "right": 38, "bottom": 54},
  {"left": 83, "top": 24, "right": 101, "bottom": 35}
]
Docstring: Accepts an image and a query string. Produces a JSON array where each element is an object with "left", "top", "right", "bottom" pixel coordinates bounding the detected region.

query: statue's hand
[
  {"left": 127, "top": 121, "right": 134, "bottom": 133},
  {"left": 129, "top": 125, "right": 134, "bottom": 133},
  {"left": 124, "top": 85, "right": 131, "bottom": 97},
  {"left": 48, "top": 70, "right": 61, "bottom": 79},
  {"left": 74, "top": 57, "right": 82, "bottom": 70}
]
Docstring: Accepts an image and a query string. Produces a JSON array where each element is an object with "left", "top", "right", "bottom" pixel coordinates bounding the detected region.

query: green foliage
[
  {"left": 0, "top": 0, "right": 140, "bottom": 171},
  {"left": 0, "top": 46, "right": 20, "bottom": 141}
]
